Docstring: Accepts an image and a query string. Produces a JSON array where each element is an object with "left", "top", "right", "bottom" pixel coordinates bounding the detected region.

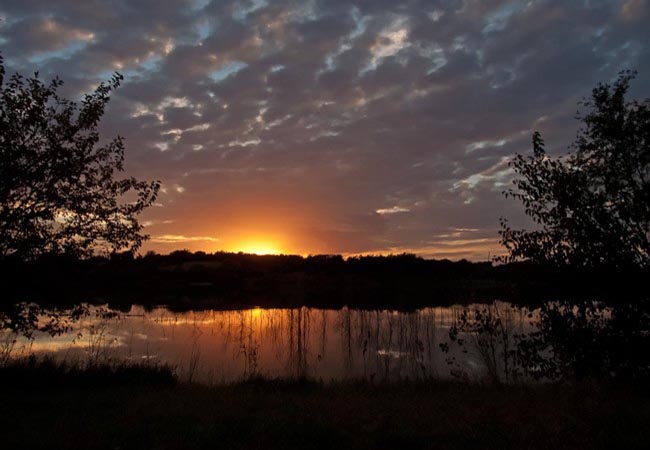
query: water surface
[{"left": 8, "top": 304, "right": 533, "bottom": 383}]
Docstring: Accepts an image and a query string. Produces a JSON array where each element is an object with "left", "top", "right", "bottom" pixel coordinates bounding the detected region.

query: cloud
[
  {"left": 376, "top": 206, "right": 410, "bottom": 215},
  {"left": 2, "top": 0, "right": 648, "bottom": 259},
  {"left": 150, "top": 235, "right": 220, "bottom": 244}
]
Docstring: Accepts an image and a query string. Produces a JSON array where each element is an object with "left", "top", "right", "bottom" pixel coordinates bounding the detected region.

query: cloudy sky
[{"left": 1, "top": 0, "right": 649, "bottom": 259}]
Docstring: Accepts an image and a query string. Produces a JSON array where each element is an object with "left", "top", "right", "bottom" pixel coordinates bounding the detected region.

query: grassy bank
[{"left": 1, "top": 363, "right": 648, "bottom": 449}]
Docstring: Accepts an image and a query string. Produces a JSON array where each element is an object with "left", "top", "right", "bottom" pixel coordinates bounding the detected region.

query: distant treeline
[{"left": 1, "top": 251, "right": 647, "bottom": 311}]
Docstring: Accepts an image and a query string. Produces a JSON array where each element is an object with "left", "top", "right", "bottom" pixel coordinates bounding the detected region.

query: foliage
[
  {"left": 439, "top": 303, "right": 519, "bottom": 383},
  {"left": 0, "top": 303, "right": 121, "bottom": 365},
  {"left": 0, "top": 56, "right": 159, "bottom": 259},
  {"left": 515, "top": 300, "right": 650, "bottom": 381},
  {"left": 0, "top": 303, "right": 86, "bottom": 365},
  {"left": 442, "top": 300, "right": 650, "bottom": 382},
  {"left": 500, "top": 71, "right": 650, "bottom": 268},
  {"left": 0, "top": 303, "right": 90, "bottom": 340}
]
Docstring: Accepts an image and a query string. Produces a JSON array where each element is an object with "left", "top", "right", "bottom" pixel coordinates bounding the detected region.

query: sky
[{"left": 1, "top": 0, "right": 649, "bottom": 259}]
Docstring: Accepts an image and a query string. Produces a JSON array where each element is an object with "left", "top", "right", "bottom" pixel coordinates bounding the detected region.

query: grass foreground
[{"left": 1, "top": 363, "right": 649, "bottom": 450}]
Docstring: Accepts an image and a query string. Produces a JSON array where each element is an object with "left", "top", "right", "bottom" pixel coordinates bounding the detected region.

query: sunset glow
[{"left": 230, "top": 241, "right": 284, "bottom": 255}]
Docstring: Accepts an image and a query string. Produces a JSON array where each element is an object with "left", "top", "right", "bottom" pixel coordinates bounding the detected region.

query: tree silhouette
[
  {"left": 0, "top": 56, "right": 159, "bottom": 259},
  {"left": 500, "top": 71, "right": 650, "bottom": 268}
]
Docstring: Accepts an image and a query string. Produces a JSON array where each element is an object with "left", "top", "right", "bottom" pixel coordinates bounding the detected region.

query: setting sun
[{"left": 233, "top": 241, "right": 283, "bottom": 255}]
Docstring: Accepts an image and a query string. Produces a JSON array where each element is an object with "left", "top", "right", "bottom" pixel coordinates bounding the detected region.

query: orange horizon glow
[
  {"left": 142, "top": 234, "right": 503, "bottom": 261},
  {"left": 141, "top": 213, "right": 503, "bottom": 260},
  {"left": 225, "top": 238, "right": 285, "bottom": 255}
]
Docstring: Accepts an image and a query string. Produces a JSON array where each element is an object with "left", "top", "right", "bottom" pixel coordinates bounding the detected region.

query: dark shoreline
[{"left": 2, "top": 251, "right": 648, "bottom": 312}]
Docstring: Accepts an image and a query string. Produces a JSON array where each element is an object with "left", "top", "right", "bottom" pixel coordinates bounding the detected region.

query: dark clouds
[{"left": 2, "top": 0, "right": 649, "bottom": 258}]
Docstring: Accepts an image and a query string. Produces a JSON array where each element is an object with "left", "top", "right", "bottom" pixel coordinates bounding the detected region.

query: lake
[{"left": 6, "top": 303, "right": 535, "bottom": 383}]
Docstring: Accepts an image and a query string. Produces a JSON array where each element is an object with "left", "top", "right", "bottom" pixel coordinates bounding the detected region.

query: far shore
[{"left": 2, "top": 251, "right": 647, "bottom": 311}]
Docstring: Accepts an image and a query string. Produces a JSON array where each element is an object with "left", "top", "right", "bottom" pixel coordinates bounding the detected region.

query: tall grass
[{"left": 0, "top": 356, "right": 176, "bottom": 388}]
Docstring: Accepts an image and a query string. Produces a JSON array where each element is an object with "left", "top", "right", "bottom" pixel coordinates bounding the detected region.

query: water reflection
[{"left": 6, "top": 304, "right": 533, "bottom": 383}]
